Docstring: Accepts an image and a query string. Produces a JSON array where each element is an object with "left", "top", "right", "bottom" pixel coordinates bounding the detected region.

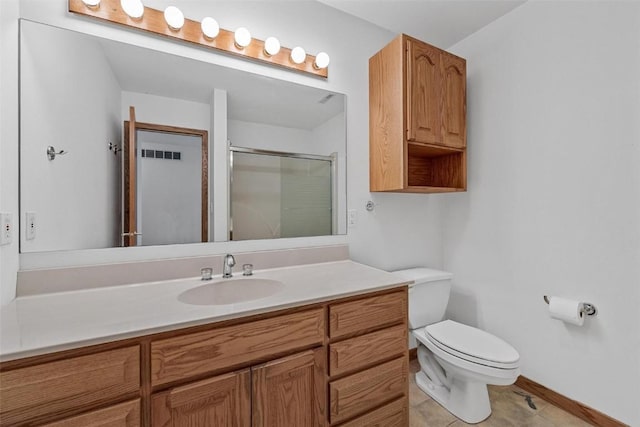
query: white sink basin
[{"left": 178, "top": 278, "right": 285, "bottom": 306}]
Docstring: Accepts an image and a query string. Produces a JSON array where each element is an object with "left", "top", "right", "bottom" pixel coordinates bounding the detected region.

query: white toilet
[{"left": 394, "top": 268, "right": 521, "bottom": 424}]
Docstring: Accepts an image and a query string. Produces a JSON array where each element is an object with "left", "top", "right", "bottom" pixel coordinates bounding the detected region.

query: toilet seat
[{"left": 424, "top": 320, "right": 519, "bottom": 369}]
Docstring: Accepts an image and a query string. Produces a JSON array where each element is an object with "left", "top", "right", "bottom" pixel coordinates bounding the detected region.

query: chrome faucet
[{"left": 222, "top": 254, "right": 236, "bottom": 278}]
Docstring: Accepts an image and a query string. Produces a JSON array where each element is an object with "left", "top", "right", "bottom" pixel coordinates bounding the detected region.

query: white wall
[
  {"left": 0, "top": 1, "right": 21, "bottom": 304},
  {"left": 20, "top": 20, "right": 122, "bottom": 252},
  {"left": 211, "top": 89, "right": 228, "bottom": 242},
  {"left": 229, "top": 119, "right": 313, "bottom": 153},
  {"left": 444, "top": 2, "right": 640, "bottom": 424},
  {"left": 121, "top": 91, "right": 210, "bottom": 131},
  {"left": 4, "top": 1, "right": 444, "bottom": 309}
]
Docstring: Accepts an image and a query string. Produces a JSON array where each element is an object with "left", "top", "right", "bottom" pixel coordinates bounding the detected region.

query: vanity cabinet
[
  {"left": 0, "top": 288, "right": 408, "bottom": 427},
  {"left": 150, "top": 308, "right": 325, "bottom": 427},
  {"left": 152, "top": 348, "right": 325, "bottom": 427},
  {"left": 370, "top": 33, "right": 467, "bottom": 193}
]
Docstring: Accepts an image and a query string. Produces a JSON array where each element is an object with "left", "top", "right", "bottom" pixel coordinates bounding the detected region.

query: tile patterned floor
[{"left": 409, "top": 359, "right": 592, "bottom": 426}]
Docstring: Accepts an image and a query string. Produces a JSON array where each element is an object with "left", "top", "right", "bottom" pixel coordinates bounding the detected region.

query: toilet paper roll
[{"left": 548, "top": 296, "right": 584, "bottom": 326}]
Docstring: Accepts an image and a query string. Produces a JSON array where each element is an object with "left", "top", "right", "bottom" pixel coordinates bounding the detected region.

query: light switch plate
[
  {"left": 1, "top": 213, "right": 12, "bottom": 245},
  {"left": 25, "top": 211, "right": 36, "bottom": 240},
  {"left": 348, "top": 209, "right": 357, "bottom": 227}
]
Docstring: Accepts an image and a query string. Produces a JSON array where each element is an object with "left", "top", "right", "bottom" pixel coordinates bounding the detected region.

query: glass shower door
[{"left": 230, "top": 150, "right": 334, "bottom": 241}]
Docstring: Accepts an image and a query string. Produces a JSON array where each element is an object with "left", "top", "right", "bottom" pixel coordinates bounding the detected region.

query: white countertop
[{"left": 0, "top": 260, "right": 409, "bottom": 362}]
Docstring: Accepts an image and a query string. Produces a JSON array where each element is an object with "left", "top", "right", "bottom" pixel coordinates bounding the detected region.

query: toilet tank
[{"left": 393, "top": 268, "right": 453, "bottom": 329}]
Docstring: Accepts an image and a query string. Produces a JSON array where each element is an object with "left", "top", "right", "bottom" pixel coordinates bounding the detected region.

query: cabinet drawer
[
  {"left": 151, "top": 308, "right": 324, "bottom": 386},
  {"left": 0, "top": 346, "right": 140, "bottom": 426},
  {"left": 337, "top": 397, "right": 407, "bottom": 427},
  {"left": 329, "top": 324, "right": 406, "bottom": 377},
  {"left": 42, "top": 399, "right": 140, "bottom": 427},
  {"left": 329, "top": 290, "right": 406, "bottom": 339},
  {"left": 329, "top": 357, "right": 407, "bottom": 424}
]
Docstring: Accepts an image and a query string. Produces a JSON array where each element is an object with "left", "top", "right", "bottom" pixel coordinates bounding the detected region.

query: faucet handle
[
  {"left": 200, "top": 267, "right": 213, "bottom": 281},
  {"left": 242, "top": 264, "right": 254, "bottom": 276}
]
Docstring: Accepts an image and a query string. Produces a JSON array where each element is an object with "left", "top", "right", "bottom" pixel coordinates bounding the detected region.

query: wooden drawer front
[
  {"left": 329, "top": 357, "right": 407, "bottom": 424},
  {"left": 42, "top": 399, "right": 140, "bottom": 427},
  {"left": 151, "top": 308, "right": 324, "bottom": 386},
  {"left": 329, "top": 290, "right": 406, "bottom": 339},
  {"left": 329, "top": 324, "right": 406, "bottom": 377},
  {"left": 338, "top": 397, "right": 407, "bottom": 427},
  {"left": 0, "top": 346, "right": 140, "bottom": 426}
]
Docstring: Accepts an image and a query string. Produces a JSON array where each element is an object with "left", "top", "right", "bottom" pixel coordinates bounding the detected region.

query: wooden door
[
  {"left": 441, "top": 51, "right": 467, "bottom": 148},
  {"left": 252, "top": 348, "right": 325, "bottom": 427},
  {"left": 123, "top": 106, "right": 138, "bottom": 247},
  {"left": 151, "top": 370, "right": 251, "bottom": 427},
  {"left": 406, "top": 39, "right": 442, "bottom": 145}
]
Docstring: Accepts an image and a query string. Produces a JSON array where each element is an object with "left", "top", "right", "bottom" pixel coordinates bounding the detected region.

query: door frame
[{"left": 123, "top": 121, "right": 209, "bottom": 245}]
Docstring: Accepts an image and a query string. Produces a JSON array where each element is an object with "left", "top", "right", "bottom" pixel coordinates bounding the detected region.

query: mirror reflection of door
[{"left": 123, "top": 107, "right": 208, "bottom": 246}]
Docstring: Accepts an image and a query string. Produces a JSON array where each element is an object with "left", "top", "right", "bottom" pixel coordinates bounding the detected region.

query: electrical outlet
[
  {"left": 25, "top": 211, "right": 36, "bottom": 240},
  {"left": 0, "top": 213, "right": 12, "bottom": 245},
  {"left": 348, "top": 209, "right": 357, "bottom": 227}
]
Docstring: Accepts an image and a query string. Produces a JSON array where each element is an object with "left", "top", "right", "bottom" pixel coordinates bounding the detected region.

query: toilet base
[{"left": 415, "top": 370, "right": 491, "bottom": 424}]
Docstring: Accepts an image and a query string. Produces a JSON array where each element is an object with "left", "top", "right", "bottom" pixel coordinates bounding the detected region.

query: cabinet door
[
  {"left": 252, "top": 348, "right": 325, "bottom": 427},
  {"left": 406, "top": 39, "right": 442, "bottom": 145},
  {"left": 441, "top": 51, "right": 466, "bottom": 148},
  {"left": 151, "top": 369, "right": 251, "bottom": 427}
]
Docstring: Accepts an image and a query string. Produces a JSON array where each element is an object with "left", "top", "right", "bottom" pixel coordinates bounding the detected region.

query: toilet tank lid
[{"left": 392, "top": 268, "right": 453, "bottom": 285}]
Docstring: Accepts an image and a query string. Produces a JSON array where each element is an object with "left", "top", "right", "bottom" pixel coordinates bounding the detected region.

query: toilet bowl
[{"left": 393, "top": 268, "right": 521, "bottom": 424}]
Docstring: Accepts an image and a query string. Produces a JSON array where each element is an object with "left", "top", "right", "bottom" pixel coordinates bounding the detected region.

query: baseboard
[
  {"left": 408, "top": 350, "right": 626, "bottom": 426},
  {"left": 515, "top": 376, "right": 627, "bottom": 427}
]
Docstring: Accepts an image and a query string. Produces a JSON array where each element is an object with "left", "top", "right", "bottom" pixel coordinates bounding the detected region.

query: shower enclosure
[{"left": 229, "top": 147, "right": 337, "bottom": 241}]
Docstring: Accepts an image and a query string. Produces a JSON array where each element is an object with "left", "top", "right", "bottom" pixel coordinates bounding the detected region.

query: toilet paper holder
[{"left": 543, "top": 295, "right": 597, "bottom": 316}]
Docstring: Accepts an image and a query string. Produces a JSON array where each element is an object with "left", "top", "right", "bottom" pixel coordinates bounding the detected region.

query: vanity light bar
[{"left": 69, "top": 0, "right": 329, "bottom": 78}]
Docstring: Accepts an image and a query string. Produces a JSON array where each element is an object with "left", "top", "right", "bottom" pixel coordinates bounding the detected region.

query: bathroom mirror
[{"left": 19, "top": 20, "right": 346, "bottom": 253}]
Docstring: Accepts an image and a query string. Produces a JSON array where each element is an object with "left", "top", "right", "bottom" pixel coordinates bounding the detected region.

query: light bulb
[
  {"left": 201, "top": 17, "right": 219, "bottom": 40},
  {"left": 120, "top": 0, "right": 144, "bottom": 19},
  {"left": 314, "top": 52, "right": 330, "bottom": 69},
  {"left": 234, "top": 27, "right": 251, "bottom": 48},
  {"left": 81, "top": 0, "right": 100, "bottom": 8},
  {"left": 264, "top": 37, "right": 280, "bottom": 56},
  {"left": 290, "top": 46, "right": 306, "bottom": 64},
  {"left": 164, "top": 6, "right": 184, "bottom": 30}
]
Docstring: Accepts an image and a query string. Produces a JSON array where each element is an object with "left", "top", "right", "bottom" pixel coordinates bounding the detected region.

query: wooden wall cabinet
[
  {"left": 370, "top": 33, "right": 467, "bottom": 193},
  {"left": 0, "top": 288, "right": 408, "bottom": 427}
]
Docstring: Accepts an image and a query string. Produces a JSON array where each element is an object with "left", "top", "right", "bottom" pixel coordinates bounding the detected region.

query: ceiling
[{"left": 318, "top": 0, "right": 526, "bottom": 48}]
